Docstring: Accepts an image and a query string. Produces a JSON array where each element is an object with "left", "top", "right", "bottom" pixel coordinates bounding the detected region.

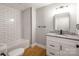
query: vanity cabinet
[{"left": 46, "top": 36, "right": 79, "bottom": 56}]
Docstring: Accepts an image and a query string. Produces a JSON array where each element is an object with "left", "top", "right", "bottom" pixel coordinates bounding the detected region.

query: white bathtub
[{"left": 7, "top": 39, "right": 30, "bottom": 52}]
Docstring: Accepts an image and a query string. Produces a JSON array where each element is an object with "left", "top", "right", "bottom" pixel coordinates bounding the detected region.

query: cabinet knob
[{"left": 76, "top": 45, "right": 79, "bottom": 48}]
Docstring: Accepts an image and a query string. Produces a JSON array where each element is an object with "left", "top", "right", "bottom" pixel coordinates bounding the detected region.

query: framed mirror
[{"left": 53, "top": 13, "right": 70, "bottom": 32}]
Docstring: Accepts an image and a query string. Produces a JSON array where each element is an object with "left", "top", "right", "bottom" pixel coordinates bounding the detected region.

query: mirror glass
[{"left": 54, "top": 13, "right": 70, "bottom": 32}]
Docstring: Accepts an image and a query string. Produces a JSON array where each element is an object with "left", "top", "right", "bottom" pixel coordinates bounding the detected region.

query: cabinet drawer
[
  {"left": 47, "top": 36, "right": 60, "bottom": 42},
  {"left": 47, "top": 48, "right": 59, "bottom": 56},
  {"left": 47, "top": 40, "right": 60, "bottom": 50},
  {"left": 61, "top": 39, "right": 79, "bottom": 48}
]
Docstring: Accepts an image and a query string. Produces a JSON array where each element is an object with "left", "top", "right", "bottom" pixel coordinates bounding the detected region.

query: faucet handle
[
  {"left": 76, "top": 44, "right": 79, "bottom": 48},
  {"left": 60, "top": 29, "right": 63, "bottom": 35}
]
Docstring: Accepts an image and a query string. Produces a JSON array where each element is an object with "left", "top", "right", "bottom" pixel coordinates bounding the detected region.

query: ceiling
[{"left": 0, "top": 3, "right": 52, "bottom": 11}]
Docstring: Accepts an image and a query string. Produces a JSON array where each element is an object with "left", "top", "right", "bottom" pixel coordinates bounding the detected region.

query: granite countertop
[{"left": 46, "top": 33, "right": 79, "bottom": 41}]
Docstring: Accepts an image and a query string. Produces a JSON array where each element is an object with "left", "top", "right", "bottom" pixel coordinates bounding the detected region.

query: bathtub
[{"left": 7, "top": 39, "right": 30, "bottom": 53}]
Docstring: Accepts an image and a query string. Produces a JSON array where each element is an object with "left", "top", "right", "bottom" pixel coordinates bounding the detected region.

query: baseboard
[{"left": 32, "top": 43, "right": 46, "bottom": 49}]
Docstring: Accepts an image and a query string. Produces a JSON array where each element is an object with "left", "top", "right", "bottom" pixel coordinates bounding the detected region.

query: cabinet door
[{"left": 60, "top": 43, "right": 77, "bottom": 56}]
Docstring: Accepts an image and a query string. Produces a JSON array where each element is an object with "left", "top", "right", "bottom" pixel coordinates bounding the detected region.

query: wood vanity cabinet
[{"left": 46, "top": 36, "right": 79, "bottom": 56}]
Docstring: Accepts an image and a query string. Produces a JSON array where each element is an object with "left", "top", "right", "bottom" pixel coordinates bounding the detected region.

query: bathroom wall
[
  {"left": 32, "top": 8, "right": 36, "bottom": 44},
  {"left": 36, "top": 3, "right": 77, "bottom": 46},
  {"left": 21, "top": 7, "right": 36, "bottom": 46},
  {"left": 21, "top": 8, "right": 32, "bottom": 41},
  {"left": 0, "top": 5, "right": 22, "bottom": 48},
  {"left": 77, "top": 4, "right": 79, "bottom": 24}
]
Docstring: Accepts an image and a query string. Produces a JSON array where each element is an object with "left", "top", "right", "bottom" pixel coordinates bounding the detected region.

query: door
[{"left": 60, "top": 43, "right": 77, "bottom": 56}]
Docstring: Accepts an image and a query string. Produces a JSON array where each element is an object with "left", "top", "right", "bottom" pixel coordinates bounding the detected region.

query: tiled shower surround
[{"left": 0, "top": 5, "right": 21, "bottom": 47}]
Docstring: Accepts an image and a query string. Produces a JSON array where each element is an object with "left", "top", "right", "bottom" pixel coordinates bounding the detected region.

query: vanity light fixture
[
  {"left": 56, "top": 5, "right": 68, "bottom": 9},
  {"left": 60, "top": 6, "right": 64, "bottom": 8},
  {"left": 66, "top": 5, "right": 68, "bottom": 7}
]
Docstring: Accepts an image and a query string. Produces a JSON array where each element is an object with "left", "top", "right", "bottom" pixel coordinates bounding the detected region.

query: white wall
[
  {"left": 21, "top": 8, "right": 31, "bottom": 41},
  {"left": 77, "top": 3, "right": 79, "bottom": 24},
  {"left": 0, "top": 5, "right": 22, "bottom": 48},
  {"left": 21, "top": 7, "right": 36, "bottom": 46},
  {"left": 36, "top": 3, "right": 77, "bottom": 46},
  {"left": 32, "top": 8, "right": 36, "bottom": 44}
]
